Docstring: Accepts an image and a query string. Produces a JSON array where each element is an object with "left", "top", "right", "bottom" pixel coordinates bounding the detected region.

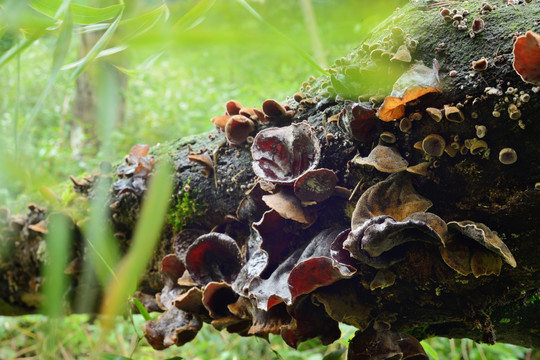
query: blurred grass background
[{"left": 0, "top": 0, "right": 538, "bottom": 359}]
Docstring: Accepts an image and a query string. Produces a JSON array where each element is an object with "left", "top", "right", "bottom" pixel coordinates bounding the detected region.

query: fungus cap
[
  {"left": 422, "top": 134, "right": 446, "bottom": 157},
  {"left": 353, "top": 145, "right": 409, "bottom": 173},
  {"left": 499, "top": 148, "right": 517, "bottom": 165}
]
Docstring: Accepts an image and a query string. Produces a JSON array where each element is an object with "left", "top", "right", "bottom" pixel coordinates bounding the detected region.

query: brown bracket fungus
[
  {"left": 513, "top": 30, "right": 540, "bottom": 85},
  {"left": 251, "top": 121, "right": 320, "bottom": 184},
  {"left": 350, "top": 172, "right": 433, "bottom": 229},
  {"left": 353, "top": 145, "right": 409, "bottom": 173},
  {"left": 447, "top": 221, "right": 516, "bottom": 268}
]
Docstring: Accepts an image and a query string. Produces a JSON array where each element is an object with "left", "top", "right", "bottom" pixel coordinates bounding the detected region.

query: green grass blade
[
  {"left": 421, "top": 340, "right": 440, "bottom": 360},
  {"left": 130, "top": 298, "right": 151, "bottom": 321},
  {"left": 99, "top": 161, "right": 173, "bottom": 332},
  {"left": 235, "top": 0, "right": 329, "bottom": 76},
  {"left": 68, "top": 9, "right": 124, "bottom": 81},
  {"left": 40, "top": 213, "right": 72, "bottom": 357},
  {"left": 172, "top": 0, "right": 215, "bottom": 33},
  {"left": 21, "top": 9, "right": 73, "bottom": 138},
  {"left": 41, "top": 213, "right": 72, "bottom": 318}
]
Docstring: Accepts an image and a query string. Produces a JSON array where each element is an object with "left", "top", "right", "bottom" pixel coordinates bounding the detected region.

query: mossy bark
[{"left": 1, "top": 0, "right": 540, "bottom": 350}]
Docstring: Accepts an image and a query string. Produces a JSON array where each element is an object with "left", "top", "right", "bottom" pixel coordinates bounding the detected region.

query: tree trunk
[{"left": 2, "top": 0, "right": 540, "bottom": 355}]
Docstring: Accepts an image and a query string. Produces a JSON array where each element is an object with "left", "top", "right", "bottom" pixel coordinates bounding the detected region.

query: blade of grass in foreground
[
  {"left": 40, "top": 213, "right": 72, "bottom": 357},
  {"left": 99, "top": 160, "right": 173, "bottom": 333}
]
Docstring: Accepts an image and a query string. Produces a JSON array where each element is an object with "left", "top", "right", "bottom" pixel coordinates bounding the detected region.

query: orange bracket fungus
[
  {"left": 251, "top": 121, "right": 320, "bottom": 184},
  {"left": 513, "top": 30, "right": 540, "bottom": 85},
  {"left": 377, "top": 60, "right": 442, "bottom": 122}
]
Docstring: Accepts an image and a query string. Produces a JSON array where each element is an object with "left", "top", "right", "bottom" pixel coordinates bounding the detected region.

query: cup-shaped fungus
[
  {"left": 225, "top": 115, "right": 255, "bottom": 146},
  {"left": 512, "top": 30, "right": 540, "bottom": 85},
  {"left": 353, "top": 145, "right": 409, "bottom": 173},
  {"left": 471, "top": 18, "right": 485, "bottom": 34},
  {"left": 422, "top": 134, "right": 446, "bottom": 157},
  {"left": 211, "top": 115, "right": 230, "bottom": 130},
  {"left": 251, "top": 122, "right": 320, "bottom": 184},
  {"left": 185, "top": 233, "right": 243, "bottom": 286},
  {"left": 225, "top": 100, "right": 243, "bottom": 115},
  {"left": 293, "top": 168, "right": 338, "bottom": 202},
  {"left": 262, "top": 99, "right": 290, "bottom": 122},
  {"left": 444, "top": 105, "right": 465, "bottom": 123},
  {"left": 425, "top": 107, "right": 443, "bottom": 122},
  {"left": 498, "top": 147, "right": 517, "bottom": 164},
  {"left": 471, "top": 58, "right": 488, "bottom": 71}
]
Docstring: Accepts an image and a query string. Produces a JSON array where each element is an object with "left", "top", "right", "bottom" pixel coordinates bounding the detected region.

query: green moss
[{"left": 167, "top": 179, "right": 206, "bottom": 232}]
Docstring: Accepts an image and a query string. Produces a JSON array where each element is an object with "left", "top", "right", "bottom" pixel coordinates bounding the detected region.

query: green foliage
[{"left": 168, "top": 179, "right": 205, "bottom": 232}]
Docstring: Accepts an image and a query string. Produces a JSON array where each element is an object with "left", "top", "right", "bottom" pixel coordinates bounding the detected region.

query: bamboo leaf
[
  {"left": 68, "top": 9, "right": 124, "bottom": 81},
  {"left": 173, "top": 0, "right": 215, "bottom": 33},
  {"left": 116, "top": 4, "right": 169, "bottom": 44},
  {"left": 99, "top": 161, "right": 173, "bottom": 332},
  {"left": 21, "top": 9, "right": 73, "bottom": 137},
  {"left": 114, "top": 51, "right": 163, "bottom": 76},
  {"left": 30, "top": 0, "right": 123, "bottom": 25}
]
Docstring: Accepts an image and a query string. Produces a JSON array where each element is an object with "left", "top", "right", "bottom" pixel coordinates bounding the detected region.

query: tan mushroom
[{"left": 353, "top": 145, "right": 409, "bottom": 173}]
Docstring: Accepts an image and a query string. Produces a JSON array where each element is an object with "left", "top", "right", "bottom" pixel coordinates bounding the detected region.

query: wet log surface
[{"left": 1, "top": 0, "right": 540, "bottom": 353}]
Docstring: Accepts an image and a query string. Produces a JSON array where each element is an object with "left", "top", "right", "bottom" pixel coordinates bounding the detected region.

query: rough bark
[{"left": 1, "top": 0, "right": 540, "bottom": 352}]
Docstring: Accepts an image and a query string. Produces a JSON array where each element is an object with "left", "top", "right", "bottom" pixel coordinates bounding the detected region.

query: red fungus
[
  {"left": 251, "top": 122, "right": 320, "bottom": 184},
  {"left": 513, "top": 30, "right": 540, "bottom": 85},
  {"left": 225, "top": 100, "right": 243, "bottom": 115},
  {"left": 225, "top": 114, "right": 255, "bottom": 146},
  {"left": 185, "top": 233, "right": 243, "bottom": 286}
]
